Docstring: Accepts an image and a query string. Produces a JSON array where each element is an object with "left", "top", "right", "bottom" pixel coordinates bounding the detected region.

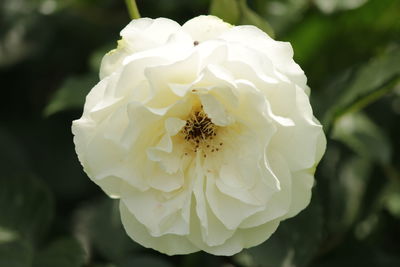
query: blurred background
[{"left": 0, "top": 0, "right": 399, "bottom": 266}]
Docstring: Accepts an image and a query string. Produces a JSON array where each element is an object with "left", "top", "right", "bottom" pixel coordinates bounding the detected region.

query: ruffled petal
[
  {"left": 220, "top": 25, "right": 307, "bottom": 88},
  {"left": 120, "top": 201, "right": 198, "bottom": 255},
  {"left": 120, "top": 184, "right": 190, "bottom": 236},
  {"left": 182, "top": 15, "right": 232, "bottom": 42}
]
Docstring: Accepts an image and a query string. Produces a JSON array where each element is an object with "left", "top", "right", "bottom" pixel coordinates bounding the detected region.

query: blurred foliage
[
  {"left": 210, "top": 0, "right": 275, "bottom": 37},
  {"left": 0, "top": 0, "right": 399, "bottom": 266}
]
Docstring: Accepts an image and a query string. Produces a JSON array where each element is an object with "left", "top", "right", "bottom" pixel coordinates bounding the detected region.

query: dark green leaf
[
  {"left": 238, "top": 0, "right": 275, "bottom": 37},
  {"left": 86, "top": 264, "right": 116, "bottom": 267},
  {"left": 117, "top": 256, "right": 173, "bottom": 267},
  {"left": 0, "top": 239, "right": 33, "bottom": 267},
  {"left": 286, "top": 15, "right": 333, "bottom": 68},
  {"left": 90, "top": 199, "right": 141, "bottom": 260},
  {"left": 0, "top": 227, "right": 18, "bottom": 245},
  {"left": 381, "top": 173, "right": 400, "bottom": 219},
  {"left": 314, "top": 0, "right": 369, "bottom": 14},
  {"left": 313, "top": 238, "right": 400, "bottom": 267},
  {"left": 333, "top": 156, "right": 372, "bottom": 228},
  {"left": 317, "top": 144, "right": 373, "bottom": 235},
  {"left": 181, "top": 252, "right": 225, "bottom": 267},
  {"left": 209, "top": 0, "right": 275, "bottom": 37},
  {"left": 44, "top": 73, "right": 98, "bottom": 116},
  {"left": 209, "top": 0, "right": 240, "bottom": 25},
  {"left": 33, "top": 238, "right": 86, "bottom": 267},
  {"left": 0, "top": 174, "right": 54, "bottom": 241},
  {"left": 9, "top": 119, "right": 96, "bottom": 201},
  {"left": 323, "top": 46, "right": 400, "bottom": 129},
  {"left": 0, "top": 127, "right": 31, "bottom": 174},
  {"left": 76, "top": 198, "right": 140, "bottom": 261},
  {"left": 252, "top": 0, "right": 309, "bottom": 36},
  {"left": 332, "top": 112, "right": 392, "bottom": 164},
  {"left": 243, "top": 193, "right": 323, "bottom": 267}
]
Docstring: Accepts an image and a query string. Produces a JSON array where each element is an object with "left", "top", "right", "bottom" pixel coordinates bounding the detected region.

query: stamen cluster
[{"left": 182, "top": 108, "right": 222, "bottom": 155}]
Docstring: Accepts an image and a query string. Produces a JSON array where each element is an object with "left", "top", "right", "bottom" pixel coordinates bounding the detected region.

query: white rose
[{"left": 72, "top": 15, "right": 326, "bottom": 256}]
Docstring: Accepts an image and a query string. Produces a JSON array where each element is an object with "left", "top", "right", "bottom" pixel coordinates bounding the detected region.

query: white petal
[
  {"left": 144, "top": 52, "right": 201, "bottom": 108},
  {"left": 113, "top": 56, "right": 168, "bottom": 101},
  {"left": 99, "top": 41, "right": 129, "bottom": 79},
  {"left": 182, "top": 15, "right": 232, "bottom": 42},
  {"left": 189, "top": 214, "right": 280, "bottom": 256},
  {"left": 101, "top": 17, "right": 192, "bottom": 79},
  {"left": 240, "top": 150, "right": 292, "bottom": 228},
  {"left": 206, "top": 174, "right": 264, "bottom": 230},
  {"left": 121, "top": 185, "right": 189, "bottom": 236},
  {"left": 120, "top": 201, "right": 198, "bottom": 255},
  {"left": 121, "top": 18, "right": 182, "bottom": 51},
  {"left": 165, "top": 117, "right": 186, "bottom": 135},
  {"left": 220, "top": 25, "right": 307, "bottom": 88},
  {"left": 283, "top": 170, "right": 314, "bottom": 219},
  {"left": 216, "top": 154, "right": 278, "bottom": 206},
  {"left": 271, "top": 119, "right": 324, "bottom": 172},
  {"left": 81, "top": 76, "right": 108, "bottom": 112},
  {"left": 192, "top": 156, "right": 236, "bottom": 246},
  {"left": 200, "top": 93, "right": 234, "bottom": 126},
  {"left": 146, "top": 162, "right": 184, "bottom": 192}
]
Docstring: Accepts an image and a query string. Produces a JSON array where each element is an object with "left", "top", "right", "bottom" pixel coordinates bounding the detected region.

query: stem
[{"left": 125, "top": 0, "right": 141, "bottom": 19}]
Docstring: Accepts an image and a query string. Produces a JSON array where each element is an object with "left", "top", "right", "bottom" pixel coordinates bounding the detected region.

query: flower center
[
  {"left": 182, "top": 107, "right": 216, "bottom": 142},
  {"left": 181, "top": 107, "right": 223, "bottom": 156}
]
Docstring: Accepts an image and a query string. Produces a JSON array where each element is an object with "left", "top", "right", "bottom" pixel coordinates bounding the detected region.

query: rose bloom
[{"left": 72, "top": 15, "right": 326, "bottom": 256}]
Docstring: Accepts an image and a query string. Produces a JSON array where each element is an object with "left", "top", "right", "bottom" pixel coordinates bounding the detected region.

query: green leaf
[
  {"left": 317, "top": 144, "right": 373, "bottom": 235},
  {"left": 331, "top": 112, "right": 392, "bottom": 164},
  {"left": 90, "top": 199, "right": 141, "bottom": 260},
  {"left": 12, "top": 119, "right": 94, "bottom": 201},
  {"left": 0, "top": 227, "right": 18, "bottom": 244},
  {"left": 285, "top": 15, "right": 333, "bottom": 67},
  {"left": 381, "top": 173, "right": 400, "bottom": 219},
  {"left": 44, "top": 73, "right": 98, "bottom": 116},
  {"left": 323, "top": 46, "right": 400, "bottom": 129},
  {"left": 33, "top": 238, "right": 86, "bottom": 267},
  {"left": 313, "top": 238, "right": 400, "bottom": 267},
  {"left": 238, "top": 0, "right": 275, "bottom": 37},
  {"left": 333, "top": 156, "right": 372, "bottom": 229},
  {"left": 0, "top": 239, "right": 33, "bottom": 267},
  {"left": 117, "top": 256, "right": 173, "bottom": 267},
  {"left": 0, "top": 127, "right": 31, "bottom": 174},
  {"left": 0, "top": 174, "right": 54, "bottom": 241},
  {"left": 209, "top": 0, "right": 275, "bottom": 37},
  {"left": 76, "top": 198, "right": 140, "bottom": 261},
  {"left": 181, "top": 252, "right": 225, "bottom": 267},
  {"left": 209, "top": 0, "right": 240, "bottom": 25},
  {"left": 242, "top": 193, "right": 323, "bottom": 267},
  {"left": 314, "top": 0, "right": 369, "bottom": 14}
]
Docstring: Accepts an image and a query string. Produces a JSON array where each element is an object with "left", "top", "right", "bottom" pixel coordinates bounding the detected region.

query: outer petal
[
  {"left": 240, "top": 150, "right": 292, "bottom": 228},
  {"left": 219, "top": 25, "right": 307, "bottom": 89},
  {"left": 121, "top": 18, "right": 181, "bottom": 48},
  {"left": 283, "top": 170, "right": 314, "bottom": 219},
  {"left": 270, "top": 87, "right": 326, "bottom": 171},
  {"left": 189, "top": 210, "right": 280, "bottom": 256},
  {"left": 182, "top": 15, "right": 232, "bottom": 42},
  {"left": 120, "top": 201, "right": 199, "bottom": 255},
  {"left": 206, "top": 173, "right": 265, "bottom": 230},
  {"left": 100, "top": 17, "right": 189, "bottom": 78}
]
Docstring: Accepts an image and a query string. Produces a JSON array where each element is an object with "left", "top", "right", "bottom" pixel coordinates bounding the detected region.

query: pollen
[
  {"left": 181, "top": 107, "right": 223, "bottom": 154},
  {"left": 182, "top": 109, "right": 216, "bottom": 142}
]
